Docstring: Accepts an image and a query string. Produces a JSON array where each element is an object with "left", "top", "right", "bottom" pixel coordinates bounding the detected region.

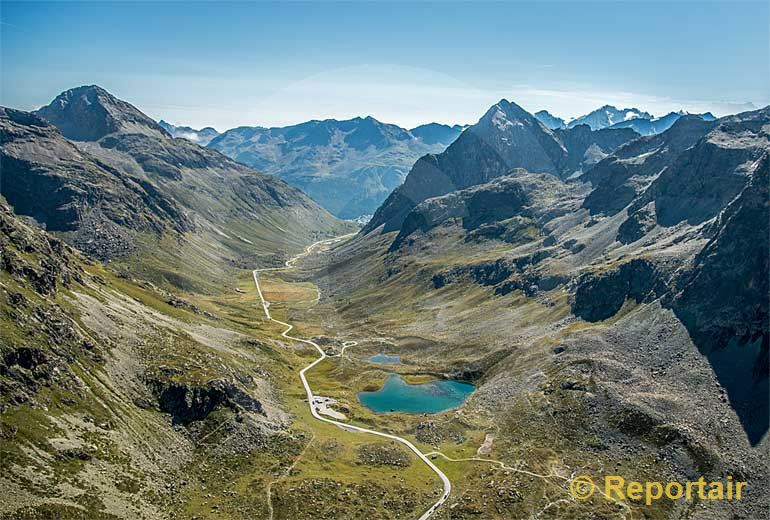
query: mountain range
[
  {"left": 567, "top": 104, "right": 653, "bottom": 129},
  {"left": 608, "top": 110, "right": 716, "bottom": 135},
  {"left": 152, "top": 105, "right": 712, "bottom": 222},
  {"left": 535, "top": 105, "right": 716, "bottom": 135},
  {"left": 207, "top": 118, "right": 463, "bottom": 219},
  {"left": 364, "top": 99, "right": 640, "bottom": 233},
  {"left": 1, "top": 84, "right": 767, "bottom": 520}
]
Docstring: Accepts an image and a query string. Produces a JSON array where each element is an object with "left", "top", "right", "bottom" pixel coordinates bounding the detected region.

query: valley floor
[
  {"left": 245, "top": 236, "right": 625, "bottom": 520},
  {"left": 266, "top": 230, "right": 768, "bottom": 520},
  {"left": 3, "top": 217, "right": 766, "bottom": 520}
]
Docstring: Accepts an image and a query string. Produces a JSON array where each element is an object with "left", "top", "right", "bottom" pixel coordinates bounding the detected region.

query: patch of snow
[{"left": 492, "top": 108, "right": 513, "bottom": 131}]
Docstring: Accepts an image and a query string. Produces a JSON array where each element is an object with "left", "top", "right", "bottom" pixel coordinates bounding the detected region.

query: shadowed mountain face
[
  {"left": 364, "top": 99, "right": 639, "bottom": 233},
  {"left": 670, "top": 152, "right": 769, "bottom": 444},
  {"left": 582, "top": 115, "right": 718, "bottom": 219},
  {"left": 208, "top": 117, "right": 460, "bottom": 219},
  {"left": 0, "top": 107, "right": 192, "bottom": 258},
  {"left": 3, "top": 85, "right": 351, "bottom": 290},
  {"left": 534, "top": 110, "right": 566, "bottom": 129},
  {"left": 158, "top": 120, "right": 220, "bottom": 145}
]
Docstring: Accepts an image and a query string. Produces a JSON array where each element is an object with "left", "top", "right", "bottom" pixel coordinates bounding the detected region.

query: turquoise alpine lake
[
  {"left": 368, "top": 353, "right": 401, "bottom": 364},
  {"left": 358, "top": 373, "right": 475, "bottom": 414}
]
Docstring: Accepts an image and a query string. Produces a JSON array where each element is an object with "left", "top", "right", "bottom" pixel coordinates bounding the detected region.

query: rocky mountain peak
[
  {"left": 479, "top": 99, "right": 533, "bottom": 126},
  {"left": 35, "top": 85, "right": 169, "bottom": 141},
  {"left": 364, "top": 99, "right": 638, "bottom": 234},
  {"left": 468, "top": 99, "right": 567, "bottom": 170}
]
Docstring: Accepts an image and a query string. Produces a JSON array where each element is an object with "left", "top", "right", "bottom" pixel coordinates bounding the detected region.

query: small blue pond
[
  {"left": 358, "top": 373, "right": 475, "bottom": 414},
  {"left": 368, "top": 353, "right": 401, "bottom": 364}
]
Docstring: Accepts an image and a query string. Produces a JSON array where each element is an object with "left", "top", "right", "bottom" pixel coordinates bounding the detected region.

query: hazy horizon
[{"left": 2, "top": 1, "right": 767, "bottom": 130}]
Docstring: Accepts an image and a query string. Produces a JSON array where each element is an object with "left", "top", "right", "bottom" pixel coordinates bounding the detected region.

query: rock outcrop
[
  {"left": 390, "top": 170, "right": 567, "bottom": 250},
  {"left": 582, "top": 115, "right": 717, "bottom": 217},
  {"left": 149, "top": 378, "right": 264, "bottom": 425}
]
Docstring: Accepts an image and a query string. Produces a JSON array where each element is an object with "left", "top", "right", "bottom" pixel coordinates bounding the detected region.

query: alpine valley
[{"left": 1, "top": 83, "right": 767, "bottom": 520}]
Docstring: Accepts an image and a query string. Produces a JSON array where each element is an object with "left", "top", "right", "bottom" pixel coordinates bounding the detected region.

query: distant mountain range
[
  {"left": 535, "top": 105, "right": 717, "bottom": 135},
  {"left": 607, "top": 110, "right": 716, "bottom": 135},
  {"left": 567, "top": 105, "right": 653, "bottom": 129},
  {"left": 207, "top": 118, "right": 463, "bottom": 219},
  {"left": 158, "top": 120, "right": 220, "bottom": 145},
  {"left": 409, "top": 122, "right": 467, "bottom": 145},
  {"left": 152, "top": 104, "right": 718, "bottom": 221}
]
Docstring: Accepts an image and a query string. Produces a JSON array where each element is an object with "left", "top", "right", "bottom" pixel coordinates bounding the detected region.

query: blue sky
[{"left": 2, "top": 1, "right": 767, "bottom": 130}]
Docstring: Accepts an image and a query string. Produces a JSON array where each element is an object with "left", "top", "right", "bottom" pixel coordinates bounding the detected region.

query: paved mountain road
[{"left": 252, "top": 235, "right": 451, "bottom": 520}]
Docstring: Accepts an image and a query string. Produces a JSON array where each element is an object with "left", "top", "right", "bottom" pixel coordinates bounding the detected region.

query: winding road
[{"left": 252, "top": 235, "right": 451, "bottom": 520}]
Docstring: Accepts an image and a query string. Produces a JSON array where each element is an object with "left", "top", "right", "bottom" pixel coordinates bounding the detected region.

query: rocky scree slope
[
  {"left": 0, "top": 202, "right": 292, "bottom": 518},
  {"left": 565, "top": 108, "right": 768, "bottom": 471}
]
